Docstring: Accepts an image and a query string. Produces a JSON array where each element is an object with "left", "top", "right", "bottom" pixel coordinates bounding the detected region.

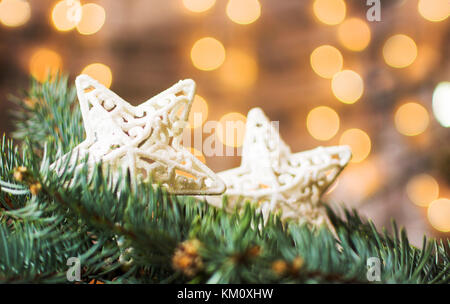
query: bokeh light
[
  {"left": 306, "top": 106, "right": 340, "bottom": 141},
  {"left": 310, "top": 45, "right": 343, "bottom": 79},
  {"left": 383, "top": 34, "right": 418, "bottom": 68},
  {"left": 226, "top": 0, "right": 261, "bottom": 25},
  {"left": 0, "top": 0, "right": 31, "bottom": 27},
  {"left": 51, "top": 0, "right": 82, "bottom": 32},
  {"left": 313, "top": 0, "right": 346, "bottom": 26},
  {"left": 217, "top": 112, "right": 247, "bottom": 148},
  {"left": 331, "top": 70, "right": 364, "bottom": 104},
  {"left": 182, "top": 0, "right": 216, "bottom": 13},
  {"left": 406, "top": 174, "right": 439, "bottom": 207},
  {"left": 29, "top": 48, "right": 63, "bottom": 83},
  {"left": 432, "top": 82, "right": 450, "bottom": 128},
  {"left": 219, "top": 48, "right": 258, "bottom": 90},
  {"left": 190, "top": 37, "right": 226, "bottom": 71},
  {"left": 427, "top": 198, "right": 450, "bottom": 232},
  {"left": 395, "top": 102, "right": 429, "bottom": 136},
  {"left": 418, "top": 0, "right": 449, "bottom": 22},
  {"left": 188, "top": 95, "right": 209, "bottom": 129},
  {"left": 81, "top": 63, "right": 113, "bottom": 88},
  {"left": 340, "top": 158, "right": 382, "bottom": 201},
  {"left": 337, "top": 18, "right": 371, "bottom": 52},
  {"left": 76, "top": 3, "right": 106, "bottom": 35},
  {"left": 339, "top": 128, "right": 371, "bottom": 163}
]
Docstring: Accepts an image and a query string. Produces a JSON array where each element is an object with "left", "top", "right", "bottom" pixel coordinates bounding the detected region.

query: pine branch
[{"left": 0, "top": 76, "right": 448, "bottom": 284}]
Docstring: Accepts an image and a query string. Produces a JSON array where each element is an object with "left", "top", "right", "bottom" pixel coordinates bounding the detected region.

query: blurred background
[{"left": 0, "top": 0, "right": 449, "bottom": 245}]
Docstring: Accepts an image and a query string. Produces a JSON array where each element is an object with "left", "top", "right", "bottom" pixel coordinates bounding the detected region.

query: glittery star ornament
[
  {"left": 52, "top": 75, "right": 225, "bottom": 195},
  {"left": 206, "top": 108, "right": 351, "bottom": 228}
]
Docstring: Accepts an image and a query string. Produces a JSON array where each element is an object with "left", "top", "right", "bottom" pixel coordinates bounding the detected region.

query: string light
[
  {"left": 313, "top": 0, "right": 346, "bottom": 26},
  {"left": 182, "top": 0, "right": 216, "bottom": 13},
  {"left": 190, "top": 37, "right": 226, "bottom": 71},
  {"left": 76, "top": 3, "right": 106, "bottom": 35},
  {"left": 427, "top": 198, "right": 450, "bottom": 232},
  {"left": 337, "top": 18, "right": 371, "bottom": 52},
  {"left": 432, "top": 82, "right": 450, "bottom": 128},
  {"left": 29, "top": 48, "right": 63, "bottom": 83},
  {"left": 394, "top": 101, "right": 429, "bottom": 136},
  {"left": 0, "top": 0, "right": 31, "bottom": 27},
  {"left": 339, "top": 128, "right": 371, "bottom": 163},
  {"left": 306, "top": 106, "right": 340, "bottom": 141},
  {"left": 217, "top": 112, "right": 247, "bottom": 148},
  {"left": 406, "top": 174, "right": 439, "bottom": 207},
  {"left": 81, "top": 63, "right": 113, "bottom": 88},
  {"left": 51, "top": 0, "right": 82, "bottom": 32},
  {"left": 383, "top": 34, "right": 418, "bottom": 68},
  {"left": 331, "top": 70, "right": 364, "bottom": 104},
  {"left": 418, "top": 0, "right": 449, "bottom": 22},
  {"left": 219, "top": 48, "right": 258, "bottom": 90},
  {"left": 310, "top": 45, "right": 343, "bottom": 79},
  {"left": 226, "top": 0, "right": 261, "bottom": 25},
  {"left": 188, "top": 95, "right": 209, "bottom": 129}
]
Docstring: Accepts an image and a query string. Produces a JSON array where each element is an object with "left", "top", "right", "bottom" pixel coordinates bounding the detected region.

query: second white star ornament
[{"left": 206, "top": 108, "right": 352, "bottom": 228}]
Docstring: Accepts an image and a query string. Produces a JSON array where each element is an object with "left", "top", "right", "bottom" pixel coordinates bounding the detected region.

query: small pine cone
[
  {"left": 13, "top": 166, "right": 28, "bottom": 182},
  {"left": 29, "top": 182, "right": 42, "bottom": 196},
  {"left": 172, "top": 239, "right": 203, "bottom": 277},
  {"left": 272, "top": 260, "right": 288, "bottom": 276},
  {"left": 291, "top": 256, "right": 304, "bottom": 274}
]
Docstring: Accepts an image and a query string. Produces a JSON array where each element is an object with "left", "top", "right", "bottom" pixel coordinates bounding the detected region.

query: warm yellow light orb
[
  {"left": 219, "top": 48, "right": 258, "bottom": 90},
  {"left": 313, "top": 0, "right": 346, "bottom": 25},
  {"left": 418, "top": 0, "right": 449, "bottom": 22},
  {"left": 190, "top": 37, "right": 226, "bottom": 71},
  {"left": 337, "top": 18, "right": 371, "bottom": 52},
  {"left": 76, "top": 3, "right": 106, "bottom": 35},
  {"left": 217, "top": 112, "right": 247, "bottom": 147},
  {"left": 29, "top": 48, "right": 63, "bottom": 83},
  {"left": 427, "top": 198, "right": 450, "bottom": 232},
  {"left": 226, "top": 0, "right": 261, "bottom": 25},
  {"left": 51, "top": 0, "right": 82, "bottom": 32},
  {"left": 182, "top": 0, "right": 216, "bottom": 13},
  {"left": 310, "top": 45, "right": 343, "bottom": 79},
  {"left": 432, "top": 82, "right": 450, "bottom": 128},
  {"left": 188, "top": 95, "right": 209, "bottom": 129},
  {"left": 331, "top": 70, "right": 364, "bottom": 104},
  {"left": 406, "top": 174, "right": 439, "bottom": 207},
  {"left": 0, "top": 0, "right": 31, "bottom": 27},
  {"left": 306, "top": 106, "right": 340, "bottom": 141},
  {"left": 383, "top": 34, "right": 418, "bottom": 68},
  {"left": 339, "top": 128, "right": 371, "bottom": 163},
  {"left": 81, "top": 63, "right": 113, "bottom": 88},
  {"left": 395, "top": 102, "right": 429, "bottom": 136}
]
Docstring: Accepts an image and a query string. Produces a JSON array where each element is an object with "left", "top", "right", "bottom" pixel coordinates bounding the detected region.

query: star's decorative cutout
[
  {"left": 52, "top": 75, "right": 225, "bottom": 195},
  {"left": 206, "top": 108, "right": 351, "bottom": 228}
]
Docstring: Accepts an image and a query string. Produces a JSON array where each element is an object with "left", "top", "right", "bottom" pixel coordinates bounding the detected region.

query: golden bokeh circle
[
  {"left": 337, "top": 18, "right": 371, "bottom": 52},
  {"left": 191, "top": 37, "right": 226, "bottom": 71},
  {"left": 226, "top": 0, "right": 261, "bottom": 25},
  {"left": 313, "top": 0, "right": 346, "bottom": 25},
  {"left": 331, "top": 70, "right": 364, "bottom": 104},
  {"left": 383, "top": 34, "right": 418, "bottom": 68},
  {"left": 306, "top": 106, "right": 340, "bottom": 141},
  {"left": 406, "top": 174, "right": 439, "bottom": 207},
  {"left": 394, "top": 102, "right": 429, "bottom": 136},
  {"left": 81, "top": 63, "right": 113, "bottom": 88},
  {"left": 339, "top": 128, "right": 371, "bottom": 163},
  {"left": 427, "top": 198, "right": 450, "bottom": 232},
  {"left": 310, "top": 45, "right": 343, "bottom": 79}
]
